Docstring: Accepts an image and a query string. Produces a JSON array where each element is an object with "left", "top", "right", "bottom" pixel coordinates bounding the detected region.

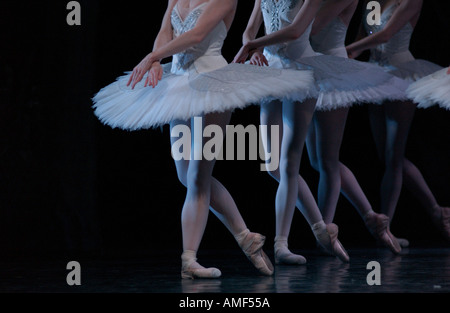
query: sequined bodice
[
  {"left": 261, "top": 0, "right": 318, "bottom": 60},
  {"left": 261, "top": 0, "right": 301, "bottom": 32},
  {"left": 364, "top": 3, "right": 414, "bottom": 65},
  {"left": 170, "top": 3, "right": 227, "bottom": 73},
  {"left": 310, "top": 18, "right": 348, "bottom": 58}
]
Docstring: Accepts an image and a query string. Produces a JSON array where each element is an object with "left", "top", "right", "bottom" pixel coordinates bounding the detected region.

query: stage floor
[{"left": 1, "top": 246, "right": 449, "bottom": 293}]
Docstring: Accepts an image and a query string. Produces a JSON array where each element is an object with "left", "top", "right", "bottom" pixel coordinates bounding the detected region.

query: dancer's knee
[
  {"left": 402, "top": 158, "right": 414, "bottom": 173},
  {"left": 385, "top": 155, "right": 404, "bottom": 174},
  {"left": 176, "top": 168, "right": 188, "bottom": 187},
  {"left": 309, "top": 154, "right": 320, "bottom": 172},
  {"left": 186, "top": 167, "right": 211, "bottom": 194},
  {"left": 318, "top": 157, "right": 340, "bottom": 175},
  {"left": 266, "top": 167, "right": 280, "bottom": 181},
  {"left": 280, "top": 151, "right": 302, "bottom": 179}
]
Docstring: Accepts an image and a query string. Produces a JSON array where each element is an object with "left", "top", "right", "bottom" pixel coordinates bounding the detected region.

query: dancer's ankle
[
  {"left": 234, "top": 228, "right": 250, "bottom": 245},
  {"left": 274, "top": 235, "right": 288, "bottom": 249},
  {"left": 311, "top": 220, "right": 327, "bottom": 234},
  {"left": 274, "top": 235, "right": 306, "bottom": 265},
  {"left": 363, "top": 210, "right": 377, "bottom": 221},
  {"left": 181, "top": 250, "right": 198, "bottom": 267},
  {"left": 181, "top": 250, "right": 221, "bottom": 279}
]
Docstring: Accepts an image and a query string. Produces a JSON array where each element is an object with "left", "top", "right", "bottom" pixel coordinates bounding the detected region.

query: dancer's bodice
[
  {"left": 364, "top": 3, "right": 415, "bottom": 66},
  {"left": 261, "top": 0, "right": 318, "bottom": 60},
  {"left": 310, "top": 17, "right": 348, "bottom": 58},
  {"left": 171, "top": 3, "right": 228, "bottom": 74}
]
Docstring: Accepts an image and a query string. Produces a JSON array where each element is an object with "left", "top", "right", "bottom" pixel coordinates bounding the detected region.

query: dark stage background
[{"left": 1, "top": 0, "right": 449, "bottom": 258}]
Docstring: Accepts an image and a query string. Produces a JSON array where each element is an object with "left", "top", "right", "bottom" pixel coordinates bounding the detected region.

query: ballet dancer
[
  {"left": 93, "top": 0, "right": 317, "bottom": 278},
  {"left": 346, "top": 0, "right": 450, "bottom": 244},
  {"left": 234, "top": 0, "right": 407, "bottom": 263},
  {"left": 306, "top": 0, "right": 405, "bottom": 253}
]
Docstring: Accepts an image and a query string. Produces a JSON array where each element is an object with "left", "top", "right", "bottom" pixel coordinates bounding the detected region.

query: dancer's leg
[
  {"left": 403, "top": 159, "right": 439, "bottom": 211},
  {"left": 312, "top": 108, "right": 349, "bottom": 224},
  {"left": 371, "top": 101, "right": 416, "bottom": 221},
  {"left": 339, "top": 164, "right": 374, "bottom": 218},
  {"left": 276, "top": 99, "right": 316, "bottom": 239},
  {"left": 171, "top": 112, "right": 229, "bottom": 278},
  {"left": 402, "top": 148, "right": 450, "bottom": 241},
  {"left": 370, "top": 103, "right": 449, "bottom": 241},
  {"left": 368, "top": 101, "right": 415, "bottom": 247},
  {"left": 306, "top": 109, "right": 373, "bottom": 219},
  {"left": 171, "top": 112, "right": 273, "bottom": 277},
  {"left": 276, "top": 99, "right": 316, "bottom": 264},
  {"left": 307, "top": 108, "right": 400, "bottom": 253},
  {"left": 403, "top": 159, "right": 441, "bottom": 215},
  {"left": 171, "top": 119, "right": 247, "bottom": 236},
  {"left": 261, "top": 99, "right": 349, "bottom": 263},
  {"left": 262, "top": 101, "right": 323, "bottom": 227}
]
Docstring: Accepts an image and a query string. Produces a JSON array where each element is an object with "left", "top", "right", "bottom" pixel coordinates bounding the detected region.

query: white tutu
[
  {"left": 383, "top": 59, "right": 444, "bottom": 83},
  {"left": 92, "top": 63, "right": 315, "bottom": 130},
  {"left": 265, "top": 52, "right": 409, "bottom": 111},
  {"left": 93, "top": 3, "right": 316, "bottom": 130},
  {"left": 407, "top": 68, "right": 450, "bottom": 110}
]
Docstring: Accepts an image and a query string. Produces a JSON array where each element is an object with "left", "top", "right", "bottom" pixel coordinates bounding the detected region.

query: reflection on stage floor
[{"left": 1, "top": 247, "right": 449, "bottom": 293}]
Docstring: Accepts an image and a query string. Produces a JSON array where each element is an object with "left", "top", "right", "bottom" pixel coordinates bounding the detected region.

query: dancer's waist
[
  {"left": 316, "top": 46, "right": 348, "bottom": 58},
  {"left": 370, "top": 50, "right": 415, "bottom": 66},
  {"left": 172, "top": 53, "right": 227, "bottom": 74},
  {"left": 264, "top": 41, "right": 318, "bottom": 61}
]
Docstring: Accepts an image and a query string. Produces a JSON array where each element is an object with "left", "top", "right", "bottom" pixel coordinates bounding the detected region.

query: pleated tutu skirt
[
  {"left": 407, "top": 68, "right": 450, "bottom": 110},
  {"left": 264, "top": 53, "right": 409, "bottom": 111},
  {"left": 383, "top": 59, "right": 444, "bottom": 83},
  {"left": 92, "top": 63, "right": 315, "bottom": 130}
]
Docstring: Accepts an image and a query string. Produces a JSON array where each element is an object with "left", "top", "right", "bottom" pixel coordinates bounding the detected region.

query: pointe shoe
[
  {"left": 377, "top": 236, "right": 409, "bottom": 248},
  {"left": 431, "top": 206, "right": 450, "bottom": 241},
  {"left": 236, "top": 230, "right": 274, "bottom": 276},
  {"left": 181, "top": 251, "right": 221, "bottom": 280},
  {"left": 364, "top": 212, "right": 402, "bottom": 254},
  {"left": 313, "top": 223, "right": 350, "bottom": 263},
  {"left": 274, "top": 236, "right": 307, "bottom": 265}
]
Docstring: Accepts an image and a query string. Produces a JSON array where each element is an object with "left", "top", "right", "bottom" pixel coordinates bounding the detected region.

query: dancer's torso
[
  {"left": 171, "top": 2, "right": 228, "bottom": 74},
  {"left": 261, "top": 0, "right": 318, "bottom": 60},
  {"left": 364, "top": 2, "right": 415, "bottom": 66},
  {"left": 310, "top": 17, "right": 348, "bottom": 58}
]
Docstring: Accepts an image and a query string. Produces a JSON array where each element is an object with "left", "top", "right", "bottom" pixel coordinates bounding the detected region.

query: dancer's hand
[
  {"left": 233, "top": 44, "right": 251, "bottom": 64},
  {"left": 127, "top": 53, "right": 157, "bottom": 89},
  {"left": 145, "top": 62, "right": 164, "bottom": 88},
  {"left": 249, "top": 50, "right": 269, "bottom": 67},
  {"left": 346, "top": 46, "right": 362, "bottom": 59}
]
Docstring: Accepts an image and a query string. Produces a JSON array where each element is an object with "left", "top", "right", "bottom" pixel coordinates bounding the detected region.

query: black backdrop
[{"left": 1, "top": 0, "right": 449, "bottom": 258}]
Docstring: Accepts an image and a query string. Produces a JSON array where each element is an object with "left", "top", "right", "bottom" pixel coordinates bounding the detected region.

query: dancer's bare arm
[
  {"left": 234, "top": 0, "right": 322, "bottom": 63},
  {"left": 129, "top": 0, "right": 236, "bottom": 89},
  {"left": 241, "top": 0, "right": 268, "bottom": 66},
  {"left": 346, "top": 0, "right": 422, "bottom": 59}
]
